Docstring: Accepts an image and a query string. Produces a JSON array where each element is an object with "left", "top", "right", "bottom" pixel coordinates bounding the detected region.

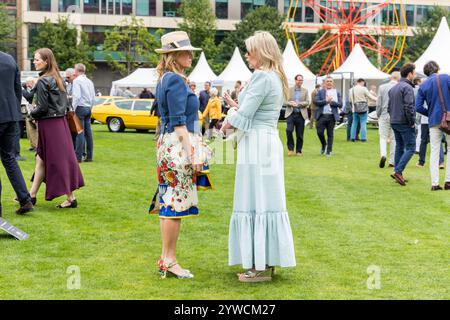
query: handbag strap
[{"left": 436, "top": 74, "right": 447, "bottom": 114}]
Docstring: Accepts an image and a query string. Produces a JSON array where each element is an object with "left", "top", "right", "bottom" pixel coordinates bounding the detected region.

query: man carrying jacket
[
  {"left": 0, "top": 51, "right": 34, "bottom": 216},
  {"left": 388, "top": 63, "right": 416, "bottom": 186}
]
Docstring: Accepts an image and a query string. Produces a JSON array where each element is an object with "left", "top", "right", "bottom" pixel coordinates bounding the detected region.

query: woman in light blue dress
[{"left": 221, "top": 31, "right": 296, "bottom": 282}]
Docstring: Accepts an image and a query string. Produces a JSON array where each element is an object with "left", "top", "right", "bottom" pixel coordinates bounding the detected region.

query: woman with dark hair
[{"left": 29, "top": 48, "right": 84, "bottom": 208}]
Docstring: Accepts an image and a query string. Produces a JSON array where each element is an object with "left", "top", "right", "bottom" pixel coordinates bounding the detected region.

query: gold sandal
[{"left": 238, "top": 267, "right": 274, "bottom": 283}]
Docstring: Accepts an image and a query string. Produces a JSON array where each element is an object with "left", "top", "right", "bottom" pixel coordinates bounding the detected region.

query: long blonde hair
[
  {"left": 156, "top": 51, "right": 188, "bottom": 82},
  {"left": 245, "top": 31, "right": 289, "bottom": 100}
]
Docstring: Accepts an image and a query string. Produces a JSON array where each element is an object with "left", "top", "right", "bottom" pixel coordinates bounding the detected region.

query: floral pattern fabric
[{"left": 156, "top": 132, "right": 200, "bottom": 217}]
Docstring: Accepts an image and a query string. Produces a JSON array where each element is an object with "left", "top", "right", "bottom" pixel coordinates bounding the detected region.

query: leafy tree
[
  {"left": 219, "top": 6, "right": 286, "bottom": 66},
  {"left": 178, "top": 0, "right": 224, "bottom": 74},
  {"left": 31, "top": 16, "right": 94, "bottom": 72},
  {"left": 0, "top": 3, "right": 16, "bottom": 53},
  {"left": 103, "top": 16, "right": 163, "bottom": 76},
  {"left": 404, "top": 5, "right": 450, "bottom": 62}
]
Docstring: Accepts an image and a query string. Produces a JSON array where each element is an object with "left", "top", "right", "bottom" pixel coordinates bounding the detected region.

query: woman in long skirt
[
  {"left": 29, "top": 48, "right": 84, "bottom": 208},
  {"left": 222, "top": 31, "right": 296, "bottom": 282}
]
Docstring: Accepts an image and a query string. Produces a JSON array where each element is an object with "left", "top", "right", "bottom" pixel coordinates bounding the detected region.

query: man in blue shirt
[
  {"left": 416, "top": 60, "right": 450, "bottom": 191},
  {"left": 72, "top": 63, "right": 95, "bottom": 163}
]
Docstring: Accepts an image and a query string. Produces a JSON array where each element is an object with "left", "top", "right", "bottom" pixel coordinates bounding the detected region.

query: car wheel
[{"left": 107, "top": 117, "right": 125, "bottom": 132}]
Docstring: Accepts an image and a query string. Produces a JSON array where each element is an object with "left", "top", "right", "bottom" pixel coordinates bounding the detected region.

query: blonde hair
[
  {"left": 245, "top": 31, "right": 289, "bottom": 100},
  {"left": 156, "top": 51, "right": 188, "bottom": 82},
  {"left": 209, "top": 87, "right": 218, "bottom": 97}
]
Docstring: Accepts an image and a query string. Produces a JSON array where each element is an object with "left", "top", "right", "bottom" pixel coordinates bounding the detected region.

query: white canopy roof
[
  {"left": 110, "top": 68, "right": 158, "bottom": 94},
  {"left": 215, "top": 47, "right": 252, "bottom": 86},
  {"left": 415, "top": 17, "right": 450, "bottom": 74},
  {"left": 330, "top": 43, "right": 389, "bottom": 80},
  {"left": 188, "top": 52, "right": 217, "bottom": 84},
  {"left": 282, "top": 39, "right": 315, "bottom": 81}
]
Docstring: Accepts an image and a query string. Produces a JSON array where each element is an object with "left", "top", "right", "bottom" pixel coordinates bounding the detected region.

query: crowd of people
[{"left": 1, "top": 28, "right": 449, "bottom": 284}]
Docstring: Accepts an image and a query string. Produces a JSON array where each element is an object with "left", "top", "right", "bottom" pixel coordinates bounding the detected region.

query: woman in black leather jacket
[{"left": 29, "top": 48, "right": 84, "bottom": 208}]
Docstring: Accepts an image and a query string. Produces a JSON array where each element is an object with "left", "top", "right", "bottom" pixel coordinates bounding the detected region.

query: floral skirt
[{"left": 150, "top": 132, "right": 205, "bottom": 218}]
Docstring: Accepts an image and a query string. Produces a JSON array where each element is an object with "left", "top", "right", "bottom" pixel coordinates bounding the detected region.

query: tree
[
  {"left": 0, "top": 3, "right": 16, "bottom": 53},
  {"left": 404, "top": 5, "right": 450, "bottom": 62},
  {"left": 177, "top": 0, "right": 224, "bottom": 74},
  {"left": 219, "top": 7, "right": 286, "bottom": 65},
  {"left": 103, "top": 16, "right": 163, "bottom": 76},
  {"left": 31, "top": 16, "right": 94, "bottom": 72}
]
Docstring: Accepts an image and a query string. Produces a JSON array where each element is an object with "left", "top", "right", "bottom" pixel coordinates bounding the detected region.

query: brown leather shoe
[
  {"left": 390, "top": 172, "right": 406, "bottom": 186},
  {"left": 287, "top": 151, "right": 294, "bottom": 157},
  {"left": 16, "top": 201, "right": 33, "bottom": 215},
  {"left": 445, "top": 182, "right": 450, "bottom": 190}
]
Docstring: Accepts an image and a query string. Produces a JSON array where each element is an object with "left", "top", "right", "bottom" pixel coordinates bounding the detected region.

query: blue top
[
  {"left": 416, "top": 73, "right": 450, "bottom": 127},
  {"left": 227, "top": 70, "right": 284, "bottom": 132},
  {"left": 156, "top": 72, "right": 200, "bottom": 134}
]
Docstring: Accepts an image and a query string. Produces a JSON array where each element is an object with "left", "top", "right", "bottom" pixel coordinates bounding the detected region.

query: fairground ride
[{"left": 284, "top": 0, "right": 408, "bottom": 75}]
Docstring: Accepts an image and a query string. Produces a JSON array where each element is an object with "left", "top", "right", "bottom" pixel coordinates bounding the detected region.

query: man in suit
[
  {"left": 199, "top": 81, "right": 211, "bottom": 134},
  {"left": 315, "top": 76, "right": 342, "bottom": 157},
  {"left": 285, "top": 74, "right": 310, "bottom": 156},
  {"left": 0, "top": 51, "right": 34, "bottom": 216}
]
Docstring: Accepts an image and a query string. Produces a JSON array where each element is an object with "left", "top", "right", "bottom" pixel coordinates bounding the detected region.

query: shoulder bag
[{"left": 436, "top": 75, "right": 450, "bottom": 134}]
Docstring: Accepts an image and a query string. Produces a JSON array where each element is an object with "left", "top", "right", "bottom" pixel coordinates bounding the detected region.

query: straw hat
[{"left": 155, "top": 31, "right": 201, "bottom": 54}]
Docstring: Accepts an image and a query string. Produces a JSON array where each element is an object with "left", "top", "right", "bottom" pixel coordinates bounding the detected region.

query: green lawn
[{"left": 0, "top": 123, "right": 448, "bottom": 299}]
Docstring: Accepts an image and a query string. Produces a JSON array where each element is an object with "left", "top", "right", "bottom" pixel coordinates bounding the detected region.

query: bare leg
[
  {"left": 161, "top": 218, "right": 188, "bottom": 275},
  {"left": 29, "top": 155, "right": 45, "bottom": 198}
]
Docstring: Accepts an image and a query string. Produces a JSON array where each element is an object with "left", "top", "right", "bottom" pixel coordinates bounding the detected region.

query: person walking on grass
[
  {"left": 388, "top": 63, "right": 416, "bottom": 186},
  {"left": 415, "top": 60, "right": 450, "bottom": 191},
  {"left": 0, "top": 50, "right": 34, "bottom": 216},
  {"left": 221, "top": 31, "right": 296, "bottom": 283},
  {"left": 376, "top": 72, "right": 399, "bottom": 168},
  {"left": 285, "top": 74, "right": 310, "bottom": 156},
  {"left": 315, "top": 76, "right": 342, "bottom": 157},
  {"left": 202, "top": 87, "right": 222, "bottom": 140},
  {"left": 29, "top": 48, "right": 84, "bottom": 208}
]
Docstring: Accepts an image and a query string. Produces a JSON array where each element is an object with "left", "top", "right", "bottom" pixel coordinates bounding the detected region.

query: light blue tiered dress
[{"left": 227, "top": 70, "right": 297, "bottom": 271}]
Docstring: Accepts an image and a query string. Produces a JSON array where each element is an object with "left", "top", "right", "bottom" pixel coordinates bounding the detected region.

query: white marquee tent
[
  {"left": 282, "top": 39, "right": 316, "bottom": 92},
  {"left": 415, "top": 17, "right": 450, "bottom": 75},
  {"left": 188, "top": 52, "right": 217, "bottom": 85},
  {"left": 282, "top": 39, "right": 315, "bottom": 81},
  {"left": 330, "top": 43, "right": 389, "bottom": 80},
  {"left": 214, "top": 47, "right": 252, "bottom": 90},
  {"left": 109, "top": 68, "right": 158, "bottom": 95}
]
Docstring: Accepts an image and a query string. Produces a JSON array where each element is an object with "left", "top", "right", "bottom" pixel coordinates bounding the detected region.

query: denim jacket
[{"left": 156, "top": 72, "right": 200, "bottom": 134}]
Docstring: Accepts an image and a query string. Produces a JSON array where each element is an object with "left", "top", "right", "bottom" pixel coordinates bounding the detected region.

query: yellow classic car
[
  {"left": 92, "top": 98, "right": 204, "bottom": 133},
  {"left": 92, "top": 99, "right": 157, "bottom": 132},
  {"left": 94, "top": 96, "right": 125, "bottom": 106}
]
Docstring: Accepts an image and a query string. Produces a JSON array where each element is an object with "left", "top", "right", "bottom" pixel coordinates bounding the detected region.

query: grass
[{"left": 0, "top": 123, "right": 448, "bottom": 300}]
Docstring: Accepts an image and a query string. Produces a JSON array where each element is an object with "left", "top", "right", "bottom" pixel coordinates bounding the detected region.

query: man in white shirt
[
  {"left": 72, "top": 63, "right": 96, "bottom": 162},
  {"left": 376, "top": 71, "right": 400, "bottom": 168}
]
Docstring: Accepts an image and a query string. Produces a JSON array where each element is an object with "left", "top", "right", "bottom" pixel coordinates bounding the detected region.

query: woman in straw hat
[
  {"left": 151, "top": 31, "right": 204, "bottom": 279},
  {"left": 221, "top": 31, "right": 296, "bottom": 282}
]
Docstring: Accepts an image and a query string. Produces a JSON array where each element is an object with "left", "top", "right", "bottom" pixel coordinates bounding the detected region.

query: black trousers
[
  {"left": 286, "top": 112, "right": 305, "bottom": 153},
  {"left": 316, "top": 114, "right": 335, "bottom": 153},
  {"left": 0, "top": 122, "right": 31, "bottom": 216}
]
